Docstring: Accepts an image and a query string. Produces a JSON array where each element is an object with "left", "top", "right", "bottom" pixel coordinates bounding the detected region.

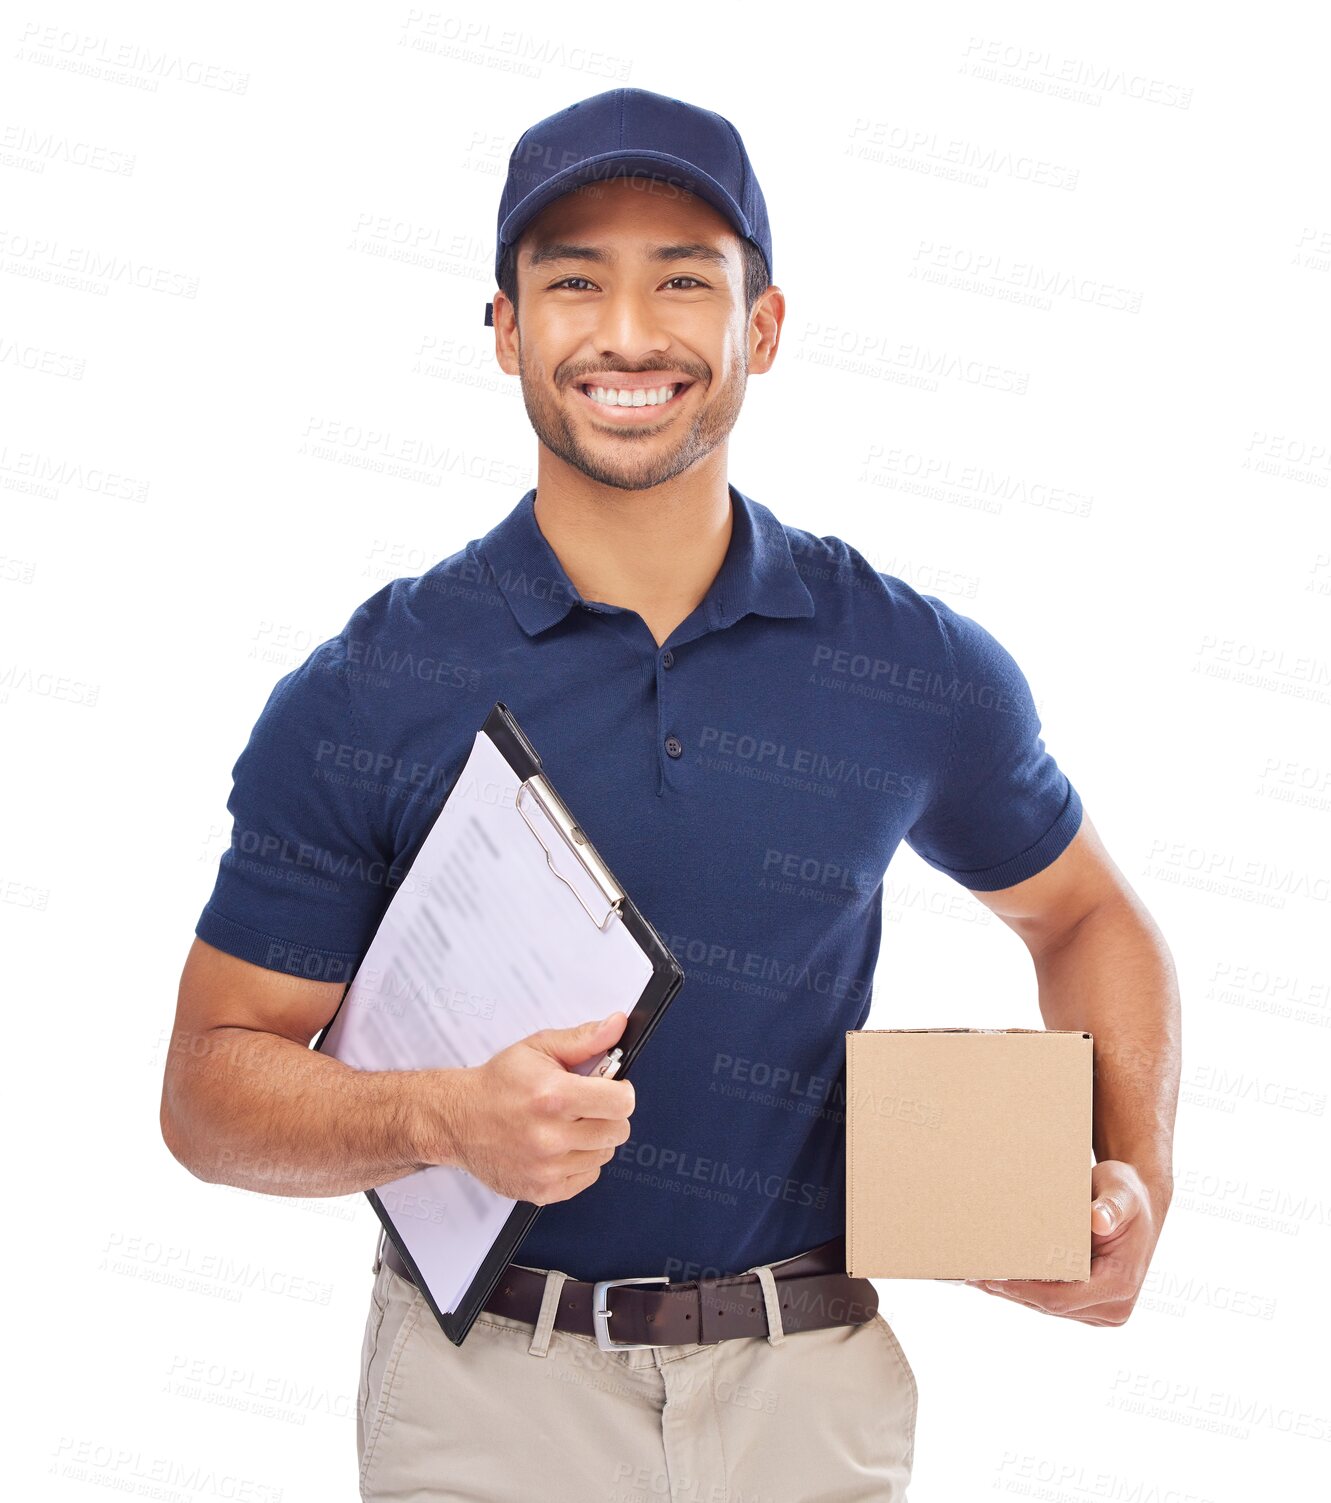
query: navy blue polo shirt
[{"left": 196, "top": 483, "right": 1082, "bottom": 1283}]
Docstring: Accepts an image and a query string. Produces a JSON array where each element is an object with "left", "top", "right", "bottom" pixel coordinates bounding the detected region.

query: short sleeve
[
  {"left": 195, "top": 636, "right": 395, "bottom": 981},
  {"left": 905, "top": 599, "right": 1083, "bottom": 891}
]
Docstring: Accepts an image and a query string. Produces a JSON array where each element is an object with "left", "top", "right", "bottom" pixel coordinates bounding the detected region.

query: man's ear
[
  {"left": 748, "top": 285, "right": 785, "bottom": 375},
  {"left": 491, "top": 292, "right": 520, "bottom": 377}
]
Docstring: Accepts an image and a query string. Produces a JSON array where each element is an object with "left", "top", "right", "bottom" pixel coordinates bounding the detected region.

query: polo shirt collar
[{"left": 478, "top": 484, "right": 815, "bottom": 639}]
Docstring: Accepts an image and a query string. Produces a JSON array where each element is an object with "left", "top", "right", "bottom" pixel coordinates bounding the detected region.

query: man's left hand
[{"left": 962, "top": 1159, "right": 1167, "bottom": 1325}]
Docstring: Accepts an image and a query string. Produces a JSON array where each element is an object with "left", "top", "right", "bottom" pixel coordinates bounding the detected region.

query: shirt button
[
  {"left": 661, "top": 649, "right": 674, "bottom": 669},
  {"left": 664, "top": 735, "right": 683, "bottom": 758}
]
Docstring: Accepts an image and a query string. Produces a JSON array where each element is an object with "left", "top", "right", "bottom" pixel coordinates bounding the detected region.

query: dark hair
[{"left": 496, "top": 235, "right": 770, "bottom": 321}]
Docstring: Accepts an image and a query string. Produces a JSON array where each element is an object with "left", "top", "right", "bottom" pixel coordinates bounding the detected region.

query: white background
[{"left": 4, "top": 2, "right": 1328, "bottom": 1499}]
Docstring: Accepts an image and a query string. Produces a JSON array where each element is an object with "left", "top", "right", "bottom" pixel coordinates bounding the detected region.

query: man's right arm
[
  {"left": 160, "top": 936, "right": 635, "bottom": 1204},
  {"left": 159, "top": 936, "right": 463, "bottom": 1197}
]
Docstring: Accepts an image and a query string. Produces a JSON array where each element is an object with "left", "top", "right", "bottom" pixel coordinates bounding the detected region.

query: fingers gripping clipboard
[{"left": 312, "top": 701, "right": 685, "bottom": 1346}]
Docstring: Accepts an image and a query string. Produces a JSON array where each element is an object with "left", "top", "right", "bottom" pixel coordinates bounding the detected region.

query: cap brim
[{"left": 498, "top": 150, "right": 752, "bottom": 263}]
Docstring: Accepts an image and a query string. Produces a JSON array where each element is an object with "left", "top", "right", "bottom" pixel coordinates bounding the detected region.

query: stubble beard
[{"left": 518, "top": 344, "right": 748, "bottom": 494}]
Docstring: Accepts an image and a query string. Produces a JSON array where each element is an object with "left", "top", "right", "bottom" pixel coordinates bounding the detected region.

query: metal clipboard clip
[{"left": 515, "top": 774, "right": 625, "bottom": 932}]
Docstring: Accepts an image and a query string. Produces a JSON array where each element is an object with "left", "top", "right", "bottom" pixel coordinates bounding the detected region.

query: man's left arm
[{"left": 962, "top": 810, "right": 1181, "bottom": 1325}]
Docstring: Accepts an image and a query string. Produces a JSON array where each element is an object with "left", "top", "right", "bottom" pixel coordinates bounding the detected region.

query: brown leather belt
[{"left": 382, "top": 1234, "right": 876, "bottom": 1348}]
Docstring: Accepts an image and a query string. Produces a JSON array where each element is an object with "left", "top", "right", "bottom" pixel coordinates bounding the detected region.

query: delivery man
[{"left": 161, "top": 87, "right": 1179, "bottom": 1501}]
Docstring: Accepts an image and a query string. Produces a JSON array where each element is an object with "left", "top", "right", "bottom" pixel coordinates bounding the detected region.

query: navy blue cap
[{"left": 484, "top": 87, "right": 772, "bottom": 326}]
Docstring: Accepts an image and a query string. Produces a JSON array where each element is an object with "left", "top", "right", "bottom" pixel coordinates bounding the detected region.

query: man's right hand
[{"left": 444, "top": 1012, "right": 636, "bottom": 1204}]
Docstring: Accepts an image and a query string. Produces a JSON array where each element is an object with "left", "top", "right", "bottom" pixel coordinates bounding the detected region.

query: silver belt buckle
[{"left": 591, "top": 1274, "right": 670, "bottom": 1351}]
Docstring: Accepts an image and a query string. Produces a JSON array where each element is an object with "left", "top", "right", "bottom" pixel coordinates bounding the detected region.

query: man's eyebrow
[{"left": 525, "top": 241, "right": 730, "bottom": 269}]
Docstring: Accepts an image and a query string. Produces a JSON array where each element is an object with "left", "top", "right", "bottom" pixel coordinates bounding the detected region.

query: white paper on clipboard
[{"left": 317, "top": 727, "right": 653, "bottom": 1316}]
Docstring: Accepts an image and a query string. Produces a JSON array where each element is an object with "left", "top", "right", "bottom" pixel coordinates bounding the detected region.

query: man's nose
[{"left": 591, "top": 288, "right": 673, "bottom": 361}]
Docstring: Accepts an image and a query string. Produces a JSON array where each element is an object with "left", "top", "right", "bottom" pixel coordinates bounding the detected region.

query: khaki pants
[{"left": 357, "top": 1245, "right": 918, "bottom": 1501}]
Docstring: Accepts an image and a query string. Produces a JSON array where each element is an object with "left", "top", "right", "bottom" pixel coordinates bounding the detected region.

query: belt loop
[
  {"left": 748, "top": 1264, "right": 787, "bottom": 1346},
  {"left": 528, "top": 1269, "right": 571, "bottom": 1358},
  {"left": 372, "top": 1226, "right": 386, "bottom": 1276}
]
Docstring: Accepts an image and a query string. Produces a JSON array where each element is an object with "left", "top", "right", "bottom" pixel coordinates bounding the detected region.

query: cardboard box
[{"left": 846, "top": 1028, "right": 1093, "bottom": 1281}]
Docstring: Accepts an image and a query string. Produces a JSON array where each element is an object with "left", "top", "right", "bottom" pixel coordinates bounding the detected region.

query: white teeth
[{"left": 584, "top": 384, "right": 679, "bottom": 407}]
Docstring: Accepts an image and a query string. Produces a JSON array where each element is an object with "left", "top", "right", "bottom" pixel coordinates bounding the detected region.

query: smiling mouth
[{"left": 573, "top": 380, "right": 695, "bottom": 418}]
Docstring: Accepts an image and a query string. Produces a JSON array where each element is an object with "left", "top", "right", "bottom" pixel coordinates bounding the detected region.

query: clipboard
[{"left": 311, "top": 700, "right": 685, "bottom": 1346}]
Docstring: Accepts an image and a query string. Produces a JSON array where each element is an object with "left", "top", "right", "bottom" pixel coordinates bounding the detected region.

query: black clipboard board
[{"left": 312, "top": 700, "right": 685, "bottom": 1346}]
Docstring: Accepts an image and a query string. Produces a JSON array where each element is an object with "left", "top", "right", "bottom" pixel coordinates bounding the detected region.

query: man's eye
[
  {"left": 550, "top": 276, "right": 596, "bottom": 291},
  {"left": 664, "top": 276, "right": 705, "bottom": 289}
]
